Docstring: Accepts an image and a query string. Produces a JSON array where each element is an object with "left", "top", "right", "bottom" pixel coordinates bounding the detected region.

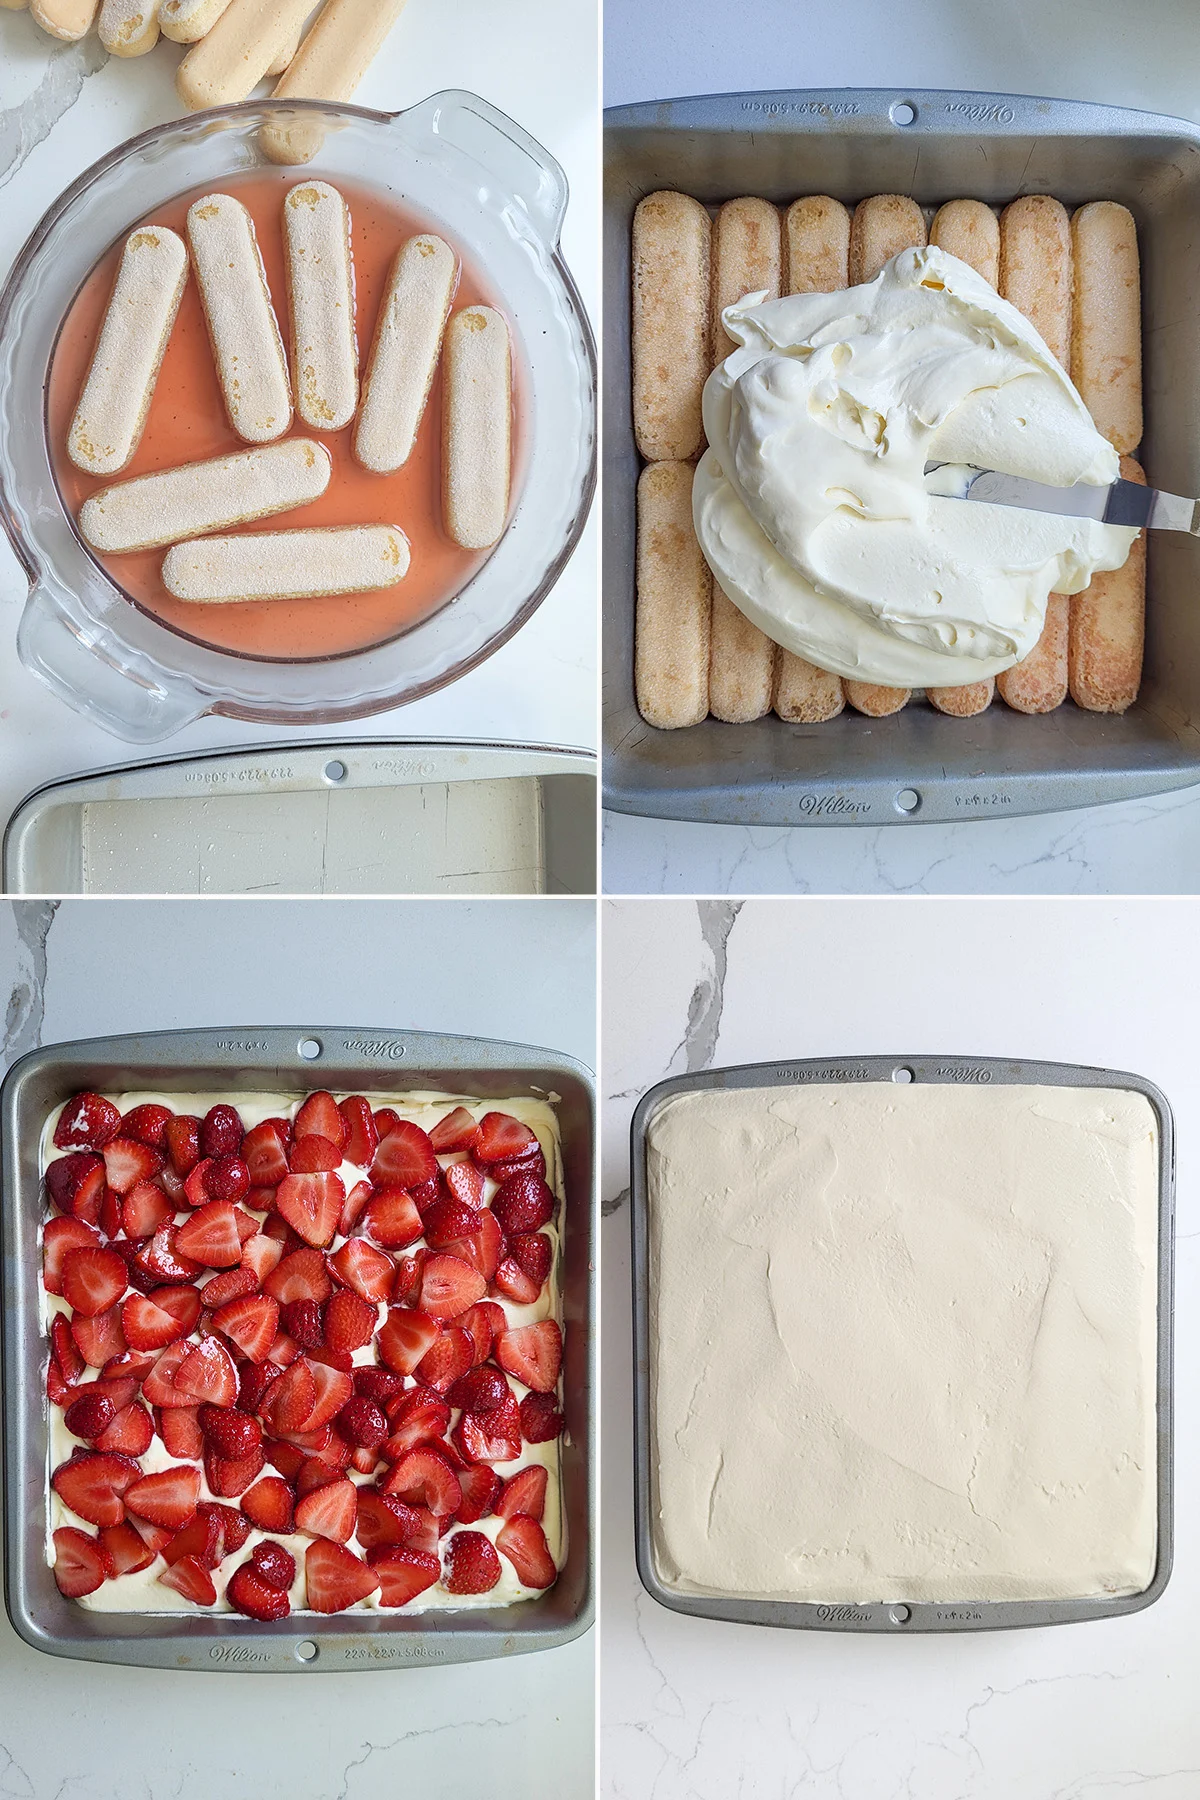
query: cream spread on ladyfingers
[
  {"left": 693, "top": 245, "right": 1138, "bottom": 687},
  {"left": 647, "top": 1082, "right": 1159, "bottom": 1604}
]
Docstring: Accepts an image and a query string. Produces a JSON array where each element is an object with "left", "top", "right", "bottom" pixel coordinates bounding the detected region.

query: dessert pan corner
[
  {"left": 2, "top": 1027, "right": 594, "bottom": 1671},
  {"left": 630, "top": 1054, "right": 1173, "bottom": 1633},
  {"left": 604, "top": 88, "right": 1200, "bottom": 825}
]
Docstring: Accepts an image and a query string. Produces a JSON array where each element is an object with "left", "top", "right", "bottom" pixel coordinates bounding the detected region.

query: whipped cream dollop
[{"left": 693, "top": 245, "right": 1138, "bottom": 687}]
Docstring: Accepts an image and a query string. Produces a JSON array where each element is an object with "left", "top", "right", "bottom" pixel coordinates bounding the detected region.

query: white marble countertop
[
  {"left": 0, "top": 0, "right": 598, "bottom": 841},
  {"left": 0, "top": 896, "right": 596, "bottom": 1799},
  {"left": 603, "top": 0, "right": 1200, "bottom": 895},
  {"left": 601, "top": 896, "right": 1199, "bottom": 1797}
]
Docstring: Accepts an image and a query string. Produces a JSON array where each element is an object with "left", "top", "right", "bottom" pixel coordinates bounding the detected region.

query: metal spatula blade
[{"left": 926, "top": 463, "right": 1200, "bottom": 534}]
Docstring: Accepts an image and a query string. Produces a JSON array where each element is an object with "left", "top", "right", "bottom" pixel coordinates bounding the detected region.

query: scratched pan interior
[
  {"left": 604, "top": 89, "right": 1200, "bottom": 826},
  {"left": 630, "top": 1054, "right": 1174, "bottom": 1631},
  {"left": 1, "top": 1028, "right": 594, "bottom": 1671}
]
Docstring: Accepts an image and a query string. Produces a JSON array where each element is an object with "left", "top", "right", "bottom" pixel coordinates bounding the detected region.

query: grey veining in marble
[
  {"left": 3, "top": 901, "right": 57, "bottom": 1068},
  {"left": 0, "top": 36, "right": 107, "bottom": 192}
]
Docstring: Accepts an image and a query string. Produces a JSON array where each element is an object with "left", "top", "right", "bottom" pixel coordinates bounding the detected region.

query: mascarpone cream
[{"left": 693, "top": 245, "right": 1138, "bottom": 687}]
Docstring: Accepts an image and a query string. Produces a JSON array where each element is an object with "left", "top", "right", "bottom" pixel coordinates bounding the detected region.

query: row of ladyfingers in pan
[{"left": 631, "top": 190, "right": 1145, "bottom": 728}]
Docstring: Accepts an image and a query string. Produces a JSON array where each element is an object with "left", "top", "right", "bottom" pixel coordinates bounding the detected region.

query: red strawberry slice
[
  {"left": 162, "top": 1510, "right": 222, "bottom": 1570},
  {"left": 496, "top": 1321, "right": 563, "bottom": 1393},
  {"left": 444, "top": 1161, "right": 485, "bottom": 1209},
  {"left": 443, "top": 1529, "right": 501, "bottom": 1593},
  {"left": 453, "top": 1398, "right": 522, "bottom": 1466},
  {"left": 442, "top": 1210, "right": 505, "bottom": 1283},
  {"left": 337, "top": 1396, "right": 387, "bottom": 1450},
  {"left": 497, "top": 1515, "right": 556, "bottom": 1588},
  {"left": 362, "top": 1188, "right": 423, "bottom": 1250},
  {"left": 50, "top": 1312, "right": 86, "bottom": 1384},
  {"left": 416, "top": 1328, "right": 474, "bottom": 1394},
  {"left": 205, "top": 1445, "right": 265, "bottom": 1497},
  {"left": 373, "top": 1107, "right": 401, "bottom": 1137},
  {"left": 241, "top": 1476, "right": 295, "bottom": 1533},
  {"left": 250, "top": 1540, "right": 295, "bottom": 1591},
  {"left": 175, "top": 1336, "right": 238, "bottom": 1407},
  {"left": 520, "top": 1390, "right": 565, "bottom": 1443},
  {"left": 447, "top": 1364, "right": 510, "bottom": 1416},
  {"left": 408, "top": 1172, "right": 446, "bottom": 1217},
  {"left": 339, "top": 1096, "right": 378, "bottom": 1167},
  {"left": 120, "top": 1103, "right": 173, "bottom": 1148},
  {"left": 382, "top": 1391, "right": 451, "bottom": 1463},
  {"left": 52, "top": 1452, "right": 140, "bottom": 1528},
  {"left": 200, "top": 1266, "right": 259, "bottom": 1311},
  {"left": 267, "top": 1330, "right": 300, "bottom": 1368},
  {"left": 242, "top": 1120, "right": 290, "bottom": 1186},
  {"left": 392, "top": 1250, "right": 426, "bottom": 1304},
  {"left": 99, "top": 1519, "right": 155, "bottom": 1576},
  {"left": 67, "top": 1163, "right": 106, "bottom": 1227},
  {"left": 376, "top": 1306, "right": 439, "bottom": 1375},
  {"left": 102, "top": 1347, "right": 156, "bottom": 1382},
  {"left": 289, "top": 1135, "right": 342, "bottom": 1174},
  {"left": 352, "top": 1368, "right": 404, "bottom": 1406},
  {"left": 122, "top": 1292, "right": 188, "bottom": 1352},
  {"left": 98, "top": 1183, "right": 122, "bottom": 1240},
  {"left": 337, "top": 1179, "right": 374, "bottom": 1238},
  {"left": 141, "top": 1341, "right": 193, "bottom": 1408},
  {"left": 202, "top": 1156, "right": 250, "bottom": 1205},
  {"left": 488, "top": 1148, "right": 547, "bottom": 1186},
  {"left": 323, "top": 1289, "right": 375, "bottom": 1353},
  {"left": 213, "top": 1294, "right": 279, "bottom": 1363},
  {"left": 460, "top": 1300, "right": 507, "bottom": 1366},
  {"left": 490, "top": 1172, "right": 555, "bottom": 1236},
  {"left": 183, "top": 1160, "right": 213, "bottom": 1208},
  {"left": 275, "top": 1172, "right": 344, "bottom": 1248},
  {"left": 63, "top": 1390, "right": 116, "bottom": 1441},
  {"left": 355, "top": 1490, "right": 419, "bottom": 1552},
  {"left": 420, "top": 1253, "right": 486, "bottom": 1321},
  {"left": 45, "top": 1154, "right": 105, "bottom": 1220},
  {"left": 96, "top": 1402, "right": 154, "bottom": 1457},
  {"left": 423, "top": 1197, "right": 484, "bottom": 1249},
  {"left": 228, "top": 1562, "right": 291, "bottom": 1620},
  {"left": 102, "top": 1137, "right": 164, "bottom": 1196},
  {"left": 160, "top": 1406, "right": 204, "bottom": 1459},
  {"left": 497, "top": 1464, "right": 548, "bottom": 1522},
  {"left": 371, "top": 1548, "right": 440, "bottom": 1607},
  {"left": 150, "top": 1282, "right": 205, "bottom": 1337},
  {"left": 47, "top": 1362, "right": 74, "bottom": 1407},
  {"left": 62, "top": 1247, "right": 126, "bottom": 1317},
  {"left": 236, "top": 1358, "right": 281, "bottom": 1413},
  {"left": 120, "top": 1181, "right": 173, "bottom": 1242},
  {"left": 493, "top": 1258, "right": 542, "bottom": 1305},
  {"left": 294, "top": 1476, "right": 357, "bottom": 1543},
  {"left": 371, "top": 1121, "right": 437, "bottom": 1190},
  {"left": 279, "top": 1297, "right": 323, "bottom": 1349},
  {"left": 263, "top": 1246, "right": 332, "bottom": 1305},
  {"left": 456, "top": 1463, "right": 501, "bottom": 1524},
  {"left": 383, "top": 1448, "right": 462, "bottom": 1517},
  {"left": 199, "top": 1403, "right": 262, "bottom": 1460},
  {"left": 203, "top": 1501, "right": 251, "bottom": 1558},
  {"left": 175, "top": 1199, "right": 241, "bottom": 1268},
  {"left": 294, "top": 1091, "right": 346, "bottom": 1148},
  {"left": 429, "top": 1106, "right": 480, "bottom": 1153},
  {"left": 509, "top": 1231, "right": 553, "bottom": 1285},
  {"left": 473, "top": 1112, "right": 538, "bottom": 1165},
  {"left": 158, "top": 1554, "right": 216, "bottom": 1606},
  {"left": 241, "top": 1233, "right": 284, "bottom": 1286},
  {"left": 305, "top": 1538, "right": 380, "bottom": 1613},
  {"left": 159, "top": 1166, "right": 187, "bottom": 1205},
  {"left": 328, "top": 1237, "right": 394, "bottom": 1302},
  {"left": 263, "top": 1358, "right": 317, "bottom": 1433},
  {"left": 55, "top": 1092, "right": 122, "bottom": 1151},
  {"left": 136, "top": 1223, "right": 202, "bottom": 1285},
  {"left": 52, "top": 1526, "right": 112, "bottom": 1597},
  {"left": 130, "top": 1516, "right": 175, "bottom": 1555},
  {"left": 233, "top": 1207, "right": 259, "bottom": 1243},
  {"left": 295, "top": 1454, "right": 340, "bottom": 1495},
  {"left": 299, "top": 1361, "right": 353, "bottom": 1430},
  {"left": 201, "top": 1104, "right": 244, "bottom": 1159},
  {"left": 70, "top": 1305, "right": 127, "bottom": 1368},
  {"left": 164, "top": 1115, "right": 202, "bottom": 1177},
  {"left": 126, "top": 1465, "right": 200, "bottom": 1531}
]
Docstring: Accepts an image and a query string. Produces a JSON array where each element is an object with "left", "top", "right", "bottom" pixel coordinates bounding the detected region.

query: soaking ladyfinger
[
  {"left": 442, "top": 306, "right": 513, "bottom": 551},
  {"left": 354, "top": 234, "right": 457, "bottom": 474},
  {"left": 187, "top": 193, "right": 292, "bottom": 445},
  {"left": 632, "top": 191, "right": 711, "bottom": 463},
  {"left": 79, "top": 440, "right": 332, "bottom": 556},
  {"left": 283, "top": 181, "right": 359, "bottom": 434},
  {"left": 636, "top": 460, "right": 711, "bottom": 729},
  {"left": 162, "top": 525, "right": 410, "bottom": 603}
]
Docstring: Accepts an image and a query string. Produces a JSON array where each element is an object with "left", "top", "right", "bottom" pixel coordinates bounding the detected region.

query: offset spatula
[{"left": 926, "top": 463, "right": 1200, "bottom": 534}]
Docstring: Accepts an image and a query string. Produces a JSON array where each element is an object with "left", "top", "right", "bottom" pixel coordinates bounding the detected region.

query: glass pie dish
[{"left": 0, "top": 92, "right": 596, "bottom": 744}]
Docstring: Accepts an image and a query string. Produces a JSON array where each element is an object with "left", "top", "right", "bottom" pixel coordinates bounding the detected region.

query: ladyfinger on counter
[
  {"left": 1071, "top": 202, "right": 1142, "bottom": 456},
  {"left": 176, "top": 0, "right": 317, "bottom": 111},
  {"left": 844, "top": 194, "right": 925, "bottom": 718},
  {"left": 158, "top": 0, "right": 229, "bottom": 39},
  {"left": 79, "top": 440, "right": 331, "bottom": 555},
  {"left": 30, "top": 0, "right": 99, "bottom": 38},
  {"left": 636, "top": 460, "right": 711, "bottom": 729},
  {"left": 266, "top": 21, "right": 302, "bottom": 75},
  {"left": 927, "top": 199, "right": 1000, "bottom": 719},
  {"left": 98, "top": 0, "right": 160, "bottom": 54},
  {"left": 442, "top": 306, "right": 512, "bottom": 552},
  {"left": 355, "top": 234, "right": 457, "bottom": 475},
  {"left": 162, "top": 525, "right": 410, "bottom": 603},
  {"left": 1, "top": 1, "right": 30, "bottom": 11},
  {"left": 261, "top": 0, "right": 411, "bottom": 164},
  {"left": 996, "top": 196, "right": 1073, "bottom": 714},
  {"left": 1068, "top": 454, "right": 1146, "bottom": 714},
  {"left": 708, "top": 198, "right": 781, "bottom": 722},
  {"left": 632, "top": 191, "right": 711, "bottom": 464},
  {"left": 283, "top": 181, "right": 359, "bottom": 434},
  {"left": 68, "top": 226, "right": 188, "bottom": 479},
  {"left": 187, "top": 193, "right": 292, "bottom": 445}
]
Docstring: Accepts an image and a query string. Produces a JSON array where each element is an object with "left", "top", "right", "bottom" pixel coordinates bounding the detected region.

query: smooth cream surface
[
  {"left": 693, "top": 246, "right": 1137, "bottom": 687},
  {"left": 648, "top": 1082, "right": 1159, "bottom": 1604}
]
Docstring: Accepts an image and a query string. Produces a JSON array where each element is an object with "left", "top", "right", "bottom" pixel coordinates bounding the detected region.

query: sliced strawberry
[
  {"left": 199, "top": 1403, "right": 262, "bottom": 1460},
  {"left": 70, "top": 1305, "right": 127, "bottom": 1368},
  {"left": 383, "top": 1448, "right": 462, "bottom": 1517},
  {"left": 473, "top": 1112, "right": 538, "bottom": 1166},
  {"left": 416, "top": 1328, "right": 474, "bottom": 1394},
  {"left": 250, "top": 1540, "right": 295, "bottom": 1592},
  {"left": 228, "top": 1561, "right": 291, "bottom": 1619},
  {"left": 55, "top": 1092, "right": 121, "bottom": 1151},
  {"left": 327, "top": 1238, "right": 393, "bottom": 1304},
  {"left": 447, "top": 1364, "right": 510, "bottom": 1416},
  {"left": 520, "top": 1391, "right": 564, "bottom": 1443},
  {"left": 203, "top": 1500, "right": 251, "bottom": 1558},
  {"left": 497, "top": 1515, "right": 556, "bottom": 1588},
  {"left": 160, "top": 1406, "right": 204, "bottom": 1459},
  {"left": 213, "top": 1294, "right": 279, "bottom": 1363},
  {"left": 495, "top": 1321, "right": 563, "bottom": 1393},
  {"left": 241, "top": 1476, "right": 295, "bottom": 1534},
  {"left": 202, "top": 1155, "right": 250, "bottom": 1206},
  {"left": 442, "top": 1210, "right": 505, "bottom": 1283},
  {"left": 159, "top": 1167, "right": 187, "bottom": 1206},
  {"left": 99, "top": 1519, "right": 155, "bottom": 1576},
  {"left": 102, "top": 1137, "right": 164, "bottom": 1196},
  {"left": 99, "top": 1184, "right": 122, "bottom": 1241},
  {"left": 295, "top": 1454, "right": 340, "bottom": 1495},
  {"left": 63, "top": 1390, "right": 116, "bottom": 1441},
  {"left": 241, "top": 1233, "right": 284, "bottom": 1286},
  {"left": 336, "top": 1179, "right": 374, "bottom": 1238},
  {"left": 263, "top": 1246, "right": 332, "bottom": 1305},
  {"left": 362, "top": 1187, "right": 423, "bottom": 1250},
  {"left": 353, "top": 1367, "right": 405, "bottom": 1405},
  {"left": 263, "top": 1358, "right": 317, "bottom": 1433},
  {"left": 420, "top": 1253, "right": 486, "bottom": 1321},
  {"left": 242, "top": 1120, "right": 290, "bottom": 1187},
  {"left": 126, "top": 1465, "right": 200, "bottom": 1531},
  {"left": 52, "top": 1526, "right": 111, "bottom": 1597},
  {"left": 377, "top": 1306, "right": 439, "bottom": 1375},
  {"left": 275, "top": 1172, "right": 344, "bottom": 1249},
  {"left": 183, "top": 1160, "right": 213, "bottom": 1208},
  {"left": 136, "top": 1223, "right": 202, "bottom": 1285},
  {"left": 339, "top": 1096, "right": 378, "bottom": 1167},
  {"left": 205, "top": 1440, "right": 266, "bottom": 1495},
  {"left": 509, "top": 1231, "right": 553, "bottom": 1285},
  {"left": 201, "top": 1105, "right": 243, "bottom": 1159},
  {"left": 164, "top": 1115, "right": 202, "bottom": 1178},
  {"left": 370, "top": 1118, "right": 437, "bottom": 1190},
  {"left": 423, "top": 1197, "right": 484, "bottom": 1249},
  {"left": 299, "top": 1360, "right": 353, "bottom": 1430},
  {"left": 162, "top": 1511, "right": 222, "bottom": 1570},
  {"left": 96, "top": 1402, "right": 154, "bottom": 1457},
  {"left": 490, "top": 1172, "right": 555, "bottom": 1236},
  {"left": 45, "top": 1153, "right": 103, "bottom": 1222},
  {"left": 305, "top": 1538, "right": 379, "bottom": 1613},
  {"left": 141, "top": 1341, "right": 193, "bottom": 1408},
  {"left": 497, "top": 1464, "right": 548, "bottom": 1523},
  {"left": 392, "top": 1250, "right": 426, "bottom": 1305},
  {"left": 47, "top": 1361, "right": 73, "bottom": 1407},
  {"left": 444, "top": 1160, "right": 485, "bottom": 1209},
  {"left": 289, "top": 1135, "right": 343, "bottom": 1174},
  {"left": 336, "top": 1396, "right": 387, "bottom": 1450},
  {"left": 120, "top": 1103, "right": 173, "bottom": 1148},
  {"left": 62, "top": 1246, "right": 126, "bottom": 1317},
  {"left": 371, "top": 1548, "right": 440, "bottom": 1607},
  {"left": 200, "top": 1266, "right": 259, "bottom": 1312},
  {"left": 130, "top": 1516, "right": 175, "bottom": 1555},
  {"left": 293, "top": 1091, "right": 345, "bottom": 1147},
  {"left": 382, "top": 1387, "right": 450, "bottom": 1458},
  {"left": 50, "top": 1312, "right": 86, "bottom": 1384},
  {"left": 158, "top": 1554, "right": 216, "bottom": 1606},
  {"left": 102, "top": 1347, "right": 157, "bottom": 1382},
  {"left": 175, "top": 1199, "right": 241, "bottom": 1269},
  {"left": 233, "top": 1207, "right": 259, "bottom": 1243},
  {"left": 488, "top": 1146, "right": 547, "bottom": 1184},
  {"left": 279, "top": 1297, "right": 323, "bottom": 1349},
  {"left": 236, "top": 1359, "right": 281, "bottom": 1413},
  {"left": 120, "top": 1181, "right": 173, "bottom": 1241},
  {"left": 323, "top": 1288, "right": 375, "bottom": 1353},
  {"left": 267, "top": 1330, "right": 300, "bottom": 1368},
  {"left": 52, "top": 1451, "right": 140, "bottom": 1528},
  {"left": 456, "top": 1463, "right": 501, "bottom": 1524},
  {"left": 408, "top": 1173, "right": 447, "bottom": 1220},
  {"left": 453, "top": 1392, "right": 522, "bottom": 1465},
  {"left": 460, "top": 1300, "right": 506, "bottom": 1366},
  {"left": 373, "top": 1106, "right": 401, "bottom": 1137},
  {"left": 294, "top": 1476, "right": 357, "bottom": 1543},
  {"left": 175, "top": 1336, "right": 238, "bottom": 1407},
  {"left": 122, "top": 1292, "right": 187, "bottom": 1352},
  {"left": 443, "top": 1529, "right": 501, "bottom": 1593},
  {"left": 430, "top": 1107, "right": 480, "bottom": 1154},
  {"left": 492, "top": 1258, "right": 542, "bottom": 1305},
  {"left": 354, "top": 1490, "right": 418, "bottom": 1552}
]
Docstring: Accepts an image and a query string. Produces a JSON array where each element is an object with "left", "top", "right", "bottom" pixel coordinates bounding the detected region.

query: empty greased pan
[
  {"left": 604, "top": 89, "right": 1200, "bottom": 825},
  {"left": 2, "top": 1028, "right": 594, "bottom": 1670},
  {"left": 630, "top": 1054, "right": 1174, "bottom": 1631}
]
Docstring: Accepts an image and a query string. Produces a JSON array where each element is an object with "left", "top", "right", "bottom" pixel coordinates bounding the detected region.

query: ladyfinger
[
  {"left": 1, "top": 1, "right": 30, "bottom": 10},
  {"left": 632, "top": 191, "right": 710, "bottom": 463},
  {"left": 708, "top": 198, "right": 781, "bottom": 721},
  {"left": 442, "top": 306, "right": 512, "bottom": 551},
  {"left": 927, "top": 199, "right": 1000, "bottom": 720},
  {"left": 1071, "top": 201, "right": 1142, "bottom": 455},
  {"left": 1069, "top": 453, "right": 1146, "bottom": 713},
  {"left": 283, "top": 181, "right": 359, "bottom": 434},
  {"left": 67, "top": 227, "right": 188, "bottom": 480},
  {"left": 162, "top": 525, "right": 410, "bottom": 603},
  {"left": 79, "top": 439, "right": 331, "bottom": 555},
  {"left": 636, "top": 460, "right": 711, "bottom": 729},
  {"left": 261, "top": 0, "right": 410, "bottom": 164},
  {"left": 844, "top": 194, "right": 925, "bottom": 718},
  {"left": 98, "top": 0, "right": 160, "bottom": 54},
  {"left": 30, "top": 0, "right": 99, "bottom": 38},
  {"left": 996, "top": 196, "right": 1073, "bottom": 713},
  {"left": 176, "top": 0, "right": 317, "bottom": 112},
  {"left": 267, "top": 22, "right": 301, "bottom": 76},
  {"left": 354, "top": 234, "right": 457, "bottom": 474},
  {"left": 187, "top": 193, "right": 292, "bottom": 445},
  {"left": 158, "top": 0, "right": 229, "bottom": 39}
]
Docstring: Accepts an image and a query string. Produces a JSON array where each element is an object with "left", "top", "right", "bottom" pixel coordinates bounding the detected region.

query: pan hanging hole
[
  {"left": 295, "top": 1640, "right": 319, "bottom": 1662},
  {"left": 298, "top": 1038, "right": 322, "bottom": 1061},
  {"left": 889, "top": 101, "right": 917, "bottom": 127},
  {"left": 892, "top": 1066, "right": 914, "bottom": 1084}
]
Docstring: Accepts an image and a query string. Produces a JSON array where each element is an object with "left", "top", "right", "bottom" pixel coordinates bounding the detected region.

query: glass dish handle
[
  {"left": 17, "top": 586, "right": 208, "bottom": 744},
  {"left": 407, "top": 89, "right": 569, "bottom": 248}
]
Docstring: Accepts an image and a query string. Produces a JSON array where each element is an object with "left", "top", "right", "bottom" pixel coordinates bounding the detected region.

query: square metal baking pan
[
  {"left": 3, "top": 741, "right": 597, "bottom": 897},
  {"left": 2, "top": 1027, "right": 594, "bottom": 1671},
  {"left": 630, "top": 1054, "right": 1174, "bottom": 1631},
  {"left": 604, "top": 88, "right": 1200, "bottom": 826}
]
